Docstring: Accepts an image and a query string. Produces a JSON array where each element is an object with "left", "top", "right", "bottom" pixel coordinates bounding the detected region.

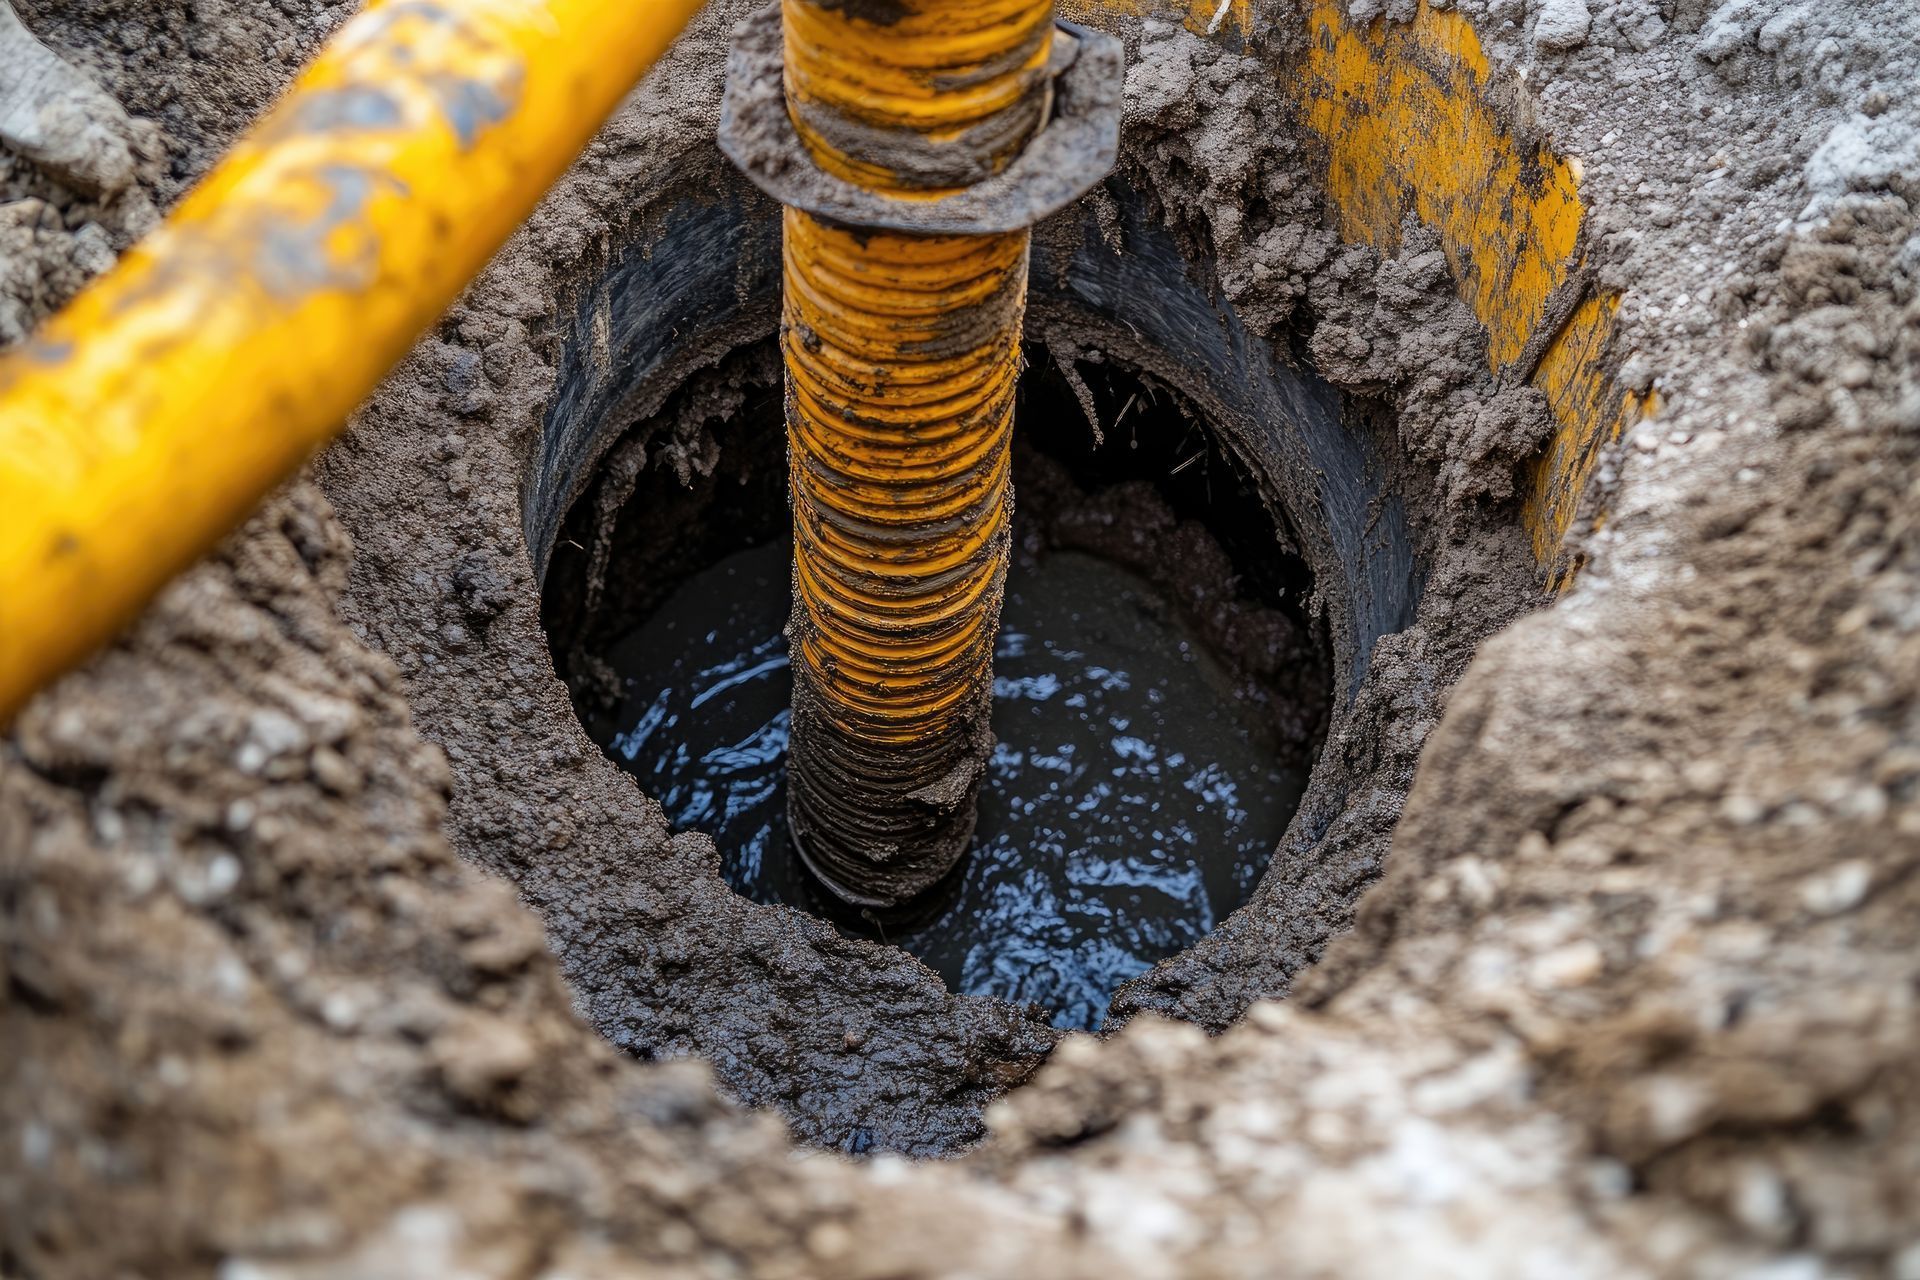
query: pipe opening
[
  {"left": 501, "top": 167, "right": 1492, "bottom": 1154},
  {"left": 541, "top": 337, "right": 1331, "bottom": 1030}
]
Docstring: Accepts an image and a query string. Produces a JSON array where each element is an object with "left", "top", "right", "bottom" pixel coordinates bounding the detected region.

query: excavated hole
[
  {"left": 541, "top": 338, "right": 1332, "bottom": 1030},
  {"left": 508, "top": 180, "right": 1435, "bottom": 1151}
]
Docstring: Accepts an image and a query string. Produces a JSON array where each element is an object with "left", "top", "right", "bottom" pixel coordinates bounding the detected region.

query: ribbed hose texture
[
  {"left": 783, "top": 208, "right": 1028, "bottom": 904},
  {"left": 779, "top": 0, "right": 1052, "bottom": 905}
]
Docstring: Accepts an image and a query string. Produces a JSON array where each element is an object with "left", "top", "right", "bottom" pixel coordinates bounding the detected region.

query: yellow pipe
[
  {"left": 0, "top": 0, "right": 708, "bottom": 725},
  {"left": 780, "top": 0, "right": 1051, "bottom": 906},
  {"left": 783, "top": 0, "right": 1054, "bottom": 194}
]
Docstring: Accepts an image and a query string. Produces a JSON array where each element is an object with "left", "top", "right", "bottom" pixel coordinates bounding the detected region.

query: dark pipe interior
[{"left": 523, "top": 176, "right": 1424, "bottom": 1039}]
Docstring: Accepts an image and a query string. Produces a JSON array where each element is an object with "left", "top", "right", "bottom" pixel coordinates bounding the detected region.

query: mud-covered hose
[
  {"left": 783, "top": 0, "right": 1054, "bottom": 192},
  {"left": 780, "top": 0, "right": 1053, "bottom": 906},
  {"left": 0, "top": 0, "right": 707, "bottom": 727}
]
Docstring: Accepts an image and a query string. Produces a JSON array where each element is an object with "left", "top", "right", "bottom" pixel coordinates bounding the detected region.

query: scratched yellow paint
[
  {"left": 1071, "top": 0, "right": 1647, "bottom": 572},
  {"left": 1527, "top": 293, "right": 1632, "bottom": 570},
  {"left": 1295, "top": 1, "right": 1580, "bottom": 368},
  {"left": 1293, "top": 0, "right": 1648, "bottom": 568},
  {"left": 1190, "top": 0, "right": 1254, "bottom": 34},
  {"left": 1059, "top": 0, "right": 1252, "bottom": 37}
]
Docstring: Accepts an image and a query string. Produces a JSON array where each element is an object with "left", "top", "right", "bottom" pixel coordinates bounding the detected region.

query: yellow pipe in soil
[
  {"left": 784, "top": 0, "right": 1055, "bottom": 194},
  {"left": 0, "top": 0, "right": 707, "bottom": 726},
  {"left": 781, "top": 0, "right": 1050, "bottom": 906}
]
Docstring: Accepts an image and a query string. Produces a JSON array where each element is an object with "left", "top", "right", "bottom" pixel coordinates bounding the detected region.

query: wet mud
[
  {"left": 550, "top": 344, "right": 1333, "bottom": 1039},
  {"left": 586, "top": 530, "right": 1306, "bottom": 1033}
]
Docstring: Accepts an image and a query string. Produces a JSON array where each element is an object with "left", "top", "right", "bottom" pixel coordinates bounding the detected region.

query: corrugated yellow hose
[
  {"left": 780, "top": 0, "right": 1053, "bottom": 906},
  {"left": 784, "top": 0, "right": 1054, "bottom": 193},
  {"left": 0, "top": 0, "right": 707, "bottom": 725}
]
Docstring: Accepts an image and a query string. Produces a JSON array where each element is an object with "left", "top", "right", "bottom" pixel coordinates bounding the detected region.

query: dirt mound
[{"left": 4, "top": 0, "right": 1918, "bottom": 1275}]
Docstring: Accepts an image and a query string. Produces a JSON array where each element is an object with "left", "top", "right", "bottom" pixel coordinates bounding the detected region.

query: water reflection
[{"left": 592, "top": 542, "right": 1302, "bottom": 1030}]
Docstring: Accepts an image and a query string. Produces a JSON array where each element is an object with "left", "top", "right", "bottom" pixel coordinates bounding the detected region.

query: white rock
[
  {"left": 1532, "top": 0, "right": 1593, "bottom": 50},
  {"left": 1731, "top": 1163, "right": 1793, "bottom": 1237},
  {"left": 1530, "top": 941, "right": 1605, "bottom": 989},
  {"left": 0, "top": 5, "right": 142, "bottom": 193},
  {"left": 1799, "top": 859, "right": 1871, "bottom": 916},
  {"left": 1803, "top": 116, "right": 1920, "bottom": 216}
]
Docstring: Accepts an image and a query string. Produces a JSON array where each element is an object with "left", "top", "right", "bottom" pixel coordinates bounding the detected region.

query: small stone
[
  {"left": 1531, "top": 0, "right": 1592, "bottom": 51},
  {"left": 171, "top": 852, "right": 241, "bottom": 905},
  {"left": 1053, "top": 1033, "right": 1103, "bottom": 1067},
  {"left": 1530, "top": 941, "right": 1604, "bottom": 989},
  {"left": 452, "top": 552, "right": 511, "bottom": 623},
  {"left": 0, "top": 9, "right": 144, "bottom": 193},
  {"left": 1837, "top": 360, "right": 1874, "bottom": 389},
  {"left": 1619, "top": 353, "right": 1656, "bottom": 394},
  {"left": 212, "top": 956, "right": 251, "bottom": 1002},
  {"left": 1682, "top": 759, "right": 1725, "bottom": 791},
  {"left": 1731, "top": 1163, "right": 1794, "bottom": 1240},
  {"left": 441, "top": 349, "right": 491, "bottom": 416},
  {"left": 1834, "top": 785, "right": 1887, "bottom": 822},
  {"left": 310, "top": 747, "right": 361, "bottom": 797},
  {"left": 321, "top": 989, "right": 362, "bottom": 1033},
  {"left": 274, "top": 686, "right": 361, "bottom": 745},
  {"left": 481, "top": 342, "right": 515, "bottom": 386},
  {"left": 1245, "top": 1001, "right": 1291, "bottom": 1034},
  {"left": 1614, "top": 1, "right": 1666, "bottom": 51},
  {"left": 435, "top": 1014, "right": 537, "bottom": 1107},
  {"left": 68, "top": 222, "right": 115, "bottom": 276},
  {"left": 205, "top": 854, "right": 241, "bottom": 898},
  {"left": 806, "top": 1222, "right": 852, "bottom": 1260},
  {"left": 92, "top": 805, "right": 125, "bottom": 844},
  {"left": 20, "top": 1122, "right": 53, "bottom": 1169},
  {"left": 1799, "top": 860, "right": 1871, "bottom": 916},
  {"left": 121, "top": 856, "right": 159, "bottom": 898},
  {"left": 460, "top": 917, "right": 546, "bottom": 977},
  {"left": 1641, "top": 1074, "right": 1713, "bottom": 1145},
  {"left": 238, "top": 709, "right": 308, "bottom": 775},
  {"left": 1303, "top": 1110, "right": 1350, "bottom": 1148},
  {"left": 1449, "top": 856, "right": 1501, "bottom": 908}
]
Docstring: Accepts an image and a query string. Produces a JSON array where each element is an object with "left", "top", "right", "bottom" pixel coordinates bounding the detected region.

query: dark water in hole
[{"left": 595, "top": 541, "right": 1302, "bottom": 1031}]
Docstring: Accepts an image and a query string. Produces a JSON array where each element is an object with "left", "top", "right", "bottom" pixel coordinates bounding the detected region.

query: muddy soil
[
  {"left": 585, "top": 536, "right": 1305, "bottom": 1032},
  {"left": 3, "top": 0, "right": 1919, "bottom": 1276},
  {"left": 291, "top": 0, "right": 1538, "bottom": 1154}
]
